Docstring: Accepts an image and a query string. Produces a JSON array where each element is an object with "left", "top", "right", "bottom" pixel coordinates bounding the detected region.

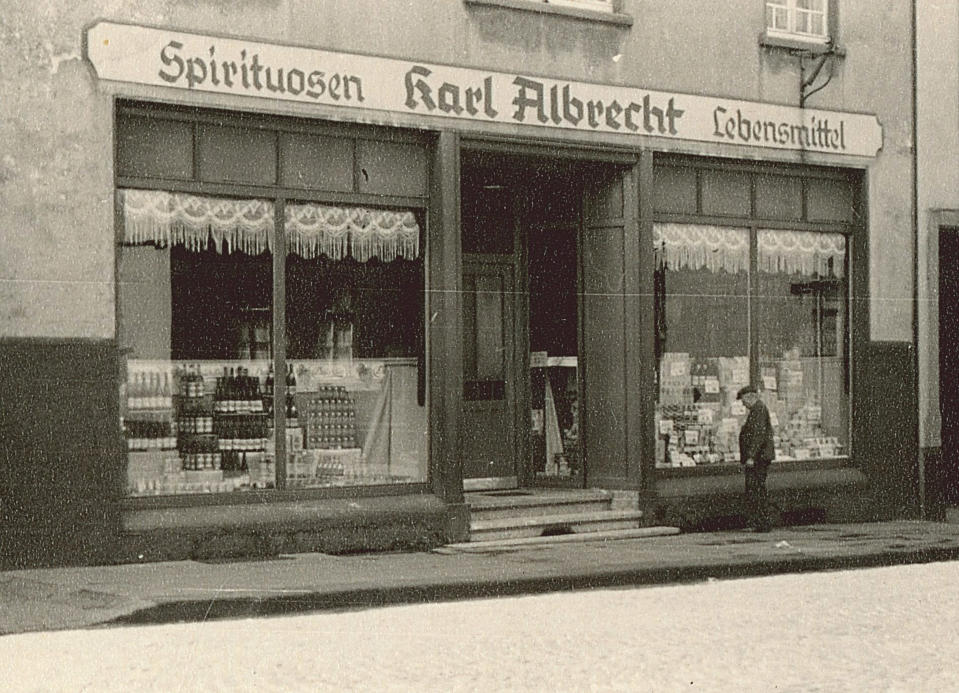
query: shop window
[
  {"left": 653, "top": 223, "right": 850, "bottom": 469},
  {"left": 285, "top": 202, "right": 426, "bottom": 488},
  {"left": 757, "top": 230, "right": 848, "bottom": 461},
  {"left": 117, "top": 189, "right": 427, "bottom": 496},
  {"left": 765, "top": 0, "right": 831, "bottom": 44},
  {"left": 654, "top": 224, "right": 751, "bottom": 468},
  {"left": 118, "top": 190, "right": 277, "bottom": 495}
]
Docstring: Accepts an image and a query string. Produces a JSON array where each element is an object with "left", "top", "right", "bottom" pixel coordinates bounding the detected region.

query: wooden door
[{"left": 461, "top": 256, "right": 519, "bottom": 487}]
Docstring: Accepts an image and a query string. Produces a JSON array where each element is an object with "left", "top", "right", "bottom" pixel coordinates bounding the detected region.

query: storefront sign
[{"left": 85, "top": 21, "right": 883, "bottom": 158}]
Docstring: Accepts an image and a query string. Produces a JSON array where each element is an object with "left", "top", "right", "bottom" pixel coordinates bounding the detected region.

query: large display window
[
  {"left": 118, "top": 189, "right": 428, "bottom": 496},
  {"left": 118, "top": 190, "right": 277, "bottom": 495},
  {"left": 115, "top": 104, "right": 430, "bottom": 498},
  {"left": 654, "top": 223, "right": 849, "bottom": 469},
  {"left": 284, "top": 202, "right": 425, "bottom": 488}
]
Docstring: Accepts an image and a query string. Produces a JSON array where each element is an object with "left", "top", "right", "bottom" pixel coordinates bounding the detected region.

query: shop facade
[{"left": 0, "top": 1, "right": 916, "bottom": 567}]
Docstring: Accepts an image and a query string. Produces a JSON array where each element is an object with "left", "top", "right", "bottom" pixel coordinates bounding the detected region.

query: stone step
[
  {"left": 466, "top": 489, "right": 614, "bottom": 522},
  {"left": 469, "top": 509, "right": 646, "bottom": 542},
  {"left": 439, "top": 526, "right": 681, "bottom": 553}
]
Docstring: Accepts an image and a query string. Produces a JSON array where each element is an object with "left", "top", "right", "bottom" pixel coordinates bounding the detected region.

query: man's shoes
[{"left": 753, "top": 526, "right": 772, "bottom": 533}]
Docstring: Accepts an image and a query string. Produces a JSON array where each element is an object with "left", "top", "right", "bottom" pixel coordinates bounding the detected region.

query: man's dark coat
[{"left": 739, "top": 398, "right": 776, "bottom": 465}]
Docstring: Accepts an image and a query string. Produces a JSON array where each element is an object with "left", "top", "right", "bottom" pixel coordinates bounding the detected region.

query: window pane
[
  {"left": 757, "top": 230, "right": 848, "bottom": 462},
  {"left": 809, "top": 14, "right": 825, "bottom": 36},
  {"left": 285, "top": 203, "right": 426, "bottom": 487},
  {"left": 797, "top": 0, "right": 824, "bottom": 11},
  {"left": 654, "top": 224, "right": 751, "bottom": 469},
  {"left": 118, "top": 190, "right": 276, "bottom": 496},
  {"left": 766, "top": 1, "right": 789, "bottom": 31}
]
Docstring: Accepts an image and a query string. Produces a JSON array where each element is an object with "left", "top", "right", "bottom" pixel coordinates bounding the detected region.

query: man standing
[{"left": 737, "top": 385, "right": 775, "bottom": 532}]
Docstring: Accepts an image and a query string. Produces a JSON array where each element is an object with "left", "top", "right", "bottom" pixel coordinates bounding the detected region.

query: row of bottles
[
  {"left": 126, "top": 419, "right": 177, "bottom": 450},
  {"left": 128, "top": 363, "right": 300, "bottom": 409},
  {"left": 216, "top": 416, "right": 270, "bottom": 451},
  {"left": 215, "top": 367, "right": 264, "bottom": 413},
  {"left": 127, "top": 372, "right": 174, "bottom": 410}
]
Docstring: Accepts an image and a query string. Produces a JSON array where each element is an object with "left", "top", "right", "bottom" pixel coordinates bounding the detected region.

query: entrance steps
[{"left": 465, "top": 489, "right": 647, "bottom": 542}]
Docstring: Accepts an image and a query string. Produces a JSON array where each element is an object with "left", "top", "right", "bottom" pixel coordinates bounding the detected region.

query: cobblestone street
[{"left": 4, "top": 560, "right": 959, "bottom": 691}]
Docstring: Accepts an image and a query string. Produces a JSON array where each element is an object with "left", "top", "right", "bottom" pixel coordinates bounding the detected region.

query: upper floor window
[
  {"left": 464, "top": 0, "right": 631, "bottom": 26},
  {"left": 766, "top": 0, "right": 829, "bottom": 43}
]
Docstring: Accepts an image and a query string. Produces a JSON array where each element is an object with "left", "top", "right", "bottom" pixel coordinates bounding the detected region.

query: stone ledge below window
[
  {"left": 465, "top": 0, "right": 633, "bottom": 27},
  {"left": 760, "top": 32, "right": 845, "bottom": 56}
]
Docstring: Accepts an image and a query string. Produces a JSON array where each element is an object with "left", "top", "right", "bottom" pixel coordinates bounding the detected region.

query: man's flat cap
[{"left": 736, "top": 385, "right": 758, "bottom": 399}]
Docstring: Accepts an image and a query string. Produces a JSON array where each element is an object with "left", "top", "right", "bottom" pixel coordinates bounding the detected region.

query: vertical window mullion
[
  {"left": 273, "top": 196, "right": 287, "bottom": 490},
  {"left": 749, "top": 224, "right": 759, "bottom": 387}
]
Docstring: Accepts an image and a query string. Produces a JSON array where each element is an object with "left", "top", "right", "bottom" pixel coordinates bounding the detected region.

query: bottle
[
  {"left": 287, "top": 364, "right": 297, "bottom": 397},
  {"left": 226, "top": 368, "right": 236, "bottom": 413},
  {"left": 264, "top": 365, "right": 274, "bottom": 410},
  {"left": 286, "top": 395, "right": 298, "bottom": 426}
]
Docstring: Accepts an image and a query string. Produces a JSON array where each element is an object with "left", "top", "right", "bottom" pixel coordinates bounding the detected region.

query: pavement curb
[{"left": 103, "top": 544, "right": 959, "bottom": 628}]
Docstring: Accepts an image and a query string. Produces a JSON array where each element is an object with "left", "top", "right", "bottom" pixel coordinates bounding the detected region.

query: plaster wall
[
  {"left": 916, "top": 0, "right": 959, "bottom": 448},
  {"left": 0, "top": 0, "right": 914, "bottom": 343}
]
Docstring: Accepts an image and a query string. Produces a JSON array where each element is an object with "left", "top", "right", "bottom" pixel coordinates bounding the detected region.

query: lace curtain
[
  {"left": 653, "top": 223, "right": 749, "bottom": 273},
  {"left": 119, "top": 189, "right": 420, "bottom": 261},
  {"left": 653, "top": 223, "right": 846, "bottom": 278},
  {"left": 758, "top": 229, "right": 845, "bottom": 278},
  {"left": 120, "top": 188, "right": 274, "bottom": 255}
]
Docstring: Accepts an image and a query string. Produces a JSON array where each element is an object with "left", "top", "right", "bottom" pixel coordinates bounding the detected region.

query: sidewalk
[{"left": 4, "top": 520, "right": 959, "bottom": 636}]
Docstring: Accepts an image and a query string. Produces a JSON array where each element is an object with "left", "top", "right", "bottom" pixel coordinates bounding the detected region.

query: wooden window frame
[
  {"left": 762, "top": 0, "right": 840, "bottom": 54},
  {"left": 649, "top": 155, "right": 862, "bottom": 479},
  {"left": 114, "top": 100, "right": 432, "bottom": 508}
]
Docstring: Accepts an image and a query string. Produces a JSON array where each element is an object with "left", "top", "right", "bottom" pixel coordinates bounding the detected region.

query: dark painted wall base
[
  {"left": 0, "top": 338, "right": 124, "bottom": 569},
  {"left": 922, "top": 446, "right": 947, "bottom": 521},
  {"left": 115, "top": 495, "right": 454, "bottom": 564},
  {"left": 643, "top": 467, "right": 874, "bottom": 531}
]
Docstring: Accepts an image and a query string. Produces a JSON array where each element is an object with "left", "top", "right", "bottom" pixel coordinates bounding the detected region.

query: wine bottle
[{"left": 287, "top": 364, "right": 297, "bottom": 397}]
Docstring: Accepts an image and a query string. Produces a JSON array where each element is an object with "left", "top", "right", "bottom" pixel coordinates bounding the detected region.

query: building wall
[
  {"left": 0, "top": 0, "right": 915, "bottom": 343},
  {"left": 0, "top": 2, "right": 919, "bottom": 555},
  {"left": 917, "top": 0, "right": 959, "bottom": 449}
]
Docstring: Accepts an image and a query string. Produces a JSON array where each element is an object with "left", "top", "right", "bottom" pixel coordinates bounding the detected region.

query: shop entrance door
[{"left": 461, "top": 255, "right": 521, "bottom": 489}]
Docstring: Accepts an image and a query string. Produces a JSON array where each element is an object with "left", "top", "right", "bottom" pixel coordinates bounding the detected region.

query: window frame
[
  {"left": 651, "top": 157, "right": 859, "bottom": 478},
  {"left": 762, "top": 0, "right": 840, "bottom": 54},
  {"left": 463, "top": 0, "right": 633, "bottom": 26},
  {"left": 114, "top": 101, "right": 433, "bottom": 507}
]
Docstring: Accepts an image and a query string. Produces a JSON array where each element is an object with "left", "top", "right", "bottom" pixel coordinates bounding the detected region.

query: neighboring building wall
[{"left": 918, "top": 0, "right": 959, "bottom": 451}]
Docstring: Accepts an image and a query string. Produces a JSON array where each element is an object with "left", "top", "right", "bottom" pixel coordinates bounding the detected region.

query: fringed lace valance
[
  {"left": 653, "top": 223, "right": 749, "bottom": 273},
  {"left": 119, "top": 189, "right": 420, "bottom": 261},
  {"left": 758, "top": 230, "right": 846, "bottom": 278},
  {"left": 285, "top": 204, "right": 419, "bottom": 261},
  {"left": 120, "top": 189, "right": 274, "bottom": 255}
]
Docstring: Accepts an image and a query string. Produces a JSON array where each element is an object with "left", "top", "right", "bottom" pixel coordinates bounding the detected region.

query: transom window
[{"left": 766, "top": 0, "right": 829, "bottom": 42}]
